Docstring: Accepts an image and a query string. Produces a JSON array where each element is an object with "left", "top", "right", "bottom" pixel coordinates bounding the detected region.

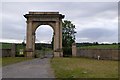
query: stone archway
[{"left": 24, "top": 12, "right": 64, "bottom": 58}]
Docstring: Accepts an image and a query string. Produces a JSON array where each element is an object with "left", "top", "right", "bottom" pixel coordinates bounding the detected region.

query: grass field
[
  {"left": 78, "top": 44, "right": 118, "bottom": 49},
  {"left": 2, "top": 43, "right": 118, "bottom": 50},
  {"left": 51, "top": 57, "right": 118, "bottom": 78},
  {"left": 2, "top": 57, "right": 32, "bottom": 66},
  {"left": 2, "top": 43, "right": 25, "bottom": 50},
  {"left": 1, "top": 43, "right": 12, "bottom": 49}
]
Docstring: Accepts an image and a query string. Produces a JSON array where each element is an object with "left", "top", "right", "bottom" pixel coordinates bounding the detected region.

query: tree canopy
[
  {"left": 62, "top": 20, "right": 76, "bottom": 47},
  {"left": 51, "top": 20, "right": 76, "bottom": 56}
]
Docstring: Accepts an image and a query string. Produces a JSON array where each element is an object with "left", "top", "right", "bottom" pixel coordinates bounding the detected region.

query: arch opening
[
  {"left": 35, "top": 25, "right": 54, "bottom": 58},
  {"left": 35, "top": 25, "right": 54, "bottom": 44}
]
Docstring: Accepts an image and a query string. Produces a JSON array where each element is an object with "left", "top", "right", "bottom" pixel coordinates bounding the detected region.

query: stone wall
[
  {"left": 1, "top": 49, "right": 11, "bottom": 57},
  {"left": 77, "top": 49, "right": 119, "bottom": 60},
  {"left": 1, "top": 43, "right": 16, "bottom": 57}
]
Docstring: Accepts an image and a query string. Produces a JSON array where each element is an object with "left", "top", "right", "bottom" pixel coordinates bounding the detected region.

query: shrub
[{"left": 63, "top": 47, "right": 72, "bottom": 57}]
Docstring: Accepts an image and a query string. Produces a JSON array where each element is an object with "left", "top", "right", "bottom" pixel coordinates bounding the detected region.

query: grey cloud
[
  {"left": 1, "top": 2, "right": 118, "bottom": 43},
  {"left": 35, "top": 26, "right": 53, "bottom": 42},
  {"left": 2, "top": 21, "right": 26, "bottom": 40},
  {"left": 76, "top": 28, "right": 116, "bottom": 40},
  {"left": 61, "top": 2, "right": 117, "bottom": 19}
]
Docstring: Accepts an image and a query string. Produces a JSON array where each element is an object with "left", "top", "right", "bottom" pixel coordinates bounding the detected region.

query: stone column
[
  {"left": 26, "top": 21, "right": 33, "bottom": 58},
  {"left": 11, "top": 43, "right": 16, "bottom": 57},
  {"left": 59, "top": 20, "right": 63, "bottom": 57},
  {"left": 54, "top": 21, "right": 60, "bottom": 57},
  {"left": 72, "top": 43, "right": 77, "bottom": 57},
  {"left": 32, "top": 32, "right": 36, "bottom": 57},
  {"left": 53, "top": 33, "right": 56, "bottom": 56}
]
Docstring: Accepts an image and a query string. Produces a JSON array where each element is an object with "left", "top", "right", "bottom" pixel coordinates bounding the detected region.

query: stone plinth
[{"left": 72, "top": 43, "right": 77, "bottom": 57}]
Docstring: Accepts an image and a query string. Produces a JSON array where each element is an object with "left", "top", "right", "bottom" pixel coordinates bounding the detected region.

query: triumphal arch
[{"left": 24, "top": 12, "right": 64, "bottom": 58}]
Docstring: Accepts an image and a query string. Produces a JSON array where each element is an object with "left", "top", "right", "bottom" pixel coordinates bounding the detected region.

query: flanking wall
[
  {"left": 77, "top": 49, "right": 119, "bottom": 60},
  {"left": 1, "top": 49, "right": 11, "bottom": 57},
  {"left": 1, "top": 44, "right": 16, "bottom": 57}
]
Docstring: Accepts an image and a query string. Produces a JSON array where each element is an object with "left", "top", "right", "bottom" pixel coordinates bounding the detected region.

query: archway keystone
[{"left": 24, "top": 12, "right": 64, "bottom": 58}]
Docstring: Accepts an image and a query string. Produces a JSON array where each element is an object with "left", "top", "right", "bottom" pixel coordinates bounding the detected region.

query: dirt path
[{"left": 2, "top": 58, "right": 55, "bottom": 78}]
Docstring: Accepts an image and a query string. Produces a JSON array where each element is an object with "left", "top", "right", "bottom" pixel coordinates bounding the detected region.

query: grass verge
[
  {"left": 51, "top": 57, "right": 118, "bottom": 78},
  {"left": 2, "top": 57, "right": 33, "bottom": 66},
  {"left": 78, "top": 44, "right": 118, "bottom": 49}
]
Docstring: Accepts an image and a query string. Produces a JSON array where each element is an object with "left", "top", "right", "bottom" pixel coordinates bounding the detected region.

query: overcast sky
[{"left": 1, "top": 2, "right": 118, "bottom": 43}]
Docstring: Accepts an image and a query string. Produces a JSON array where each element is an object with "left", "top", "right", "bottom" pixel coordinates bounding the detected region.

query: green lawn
[
  {"left": 2, "top": 43, "right": 25, "bottom": 52},
  {"left": 2, "top": 57, "right": 32, "bottom": 66},
  {"left": 1, "top": 43, "right": 11, "bottom": 49},
  {"left": 51, "top": 57, "right": 118, "bottom": 78},
  {"left": 78, "top": 44, "right": 118, "bottom": 49}
]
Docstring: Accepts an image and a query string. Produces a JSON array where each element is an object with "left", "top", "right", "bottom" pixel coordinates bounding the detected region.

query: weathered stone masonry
[{"left": 24, "top": 12, "right": 64, "bottom": 58}]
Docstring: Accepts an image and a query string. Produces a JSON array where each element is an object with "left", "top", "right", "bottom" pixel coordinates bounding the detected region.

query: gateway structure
[{"left": 24, "top": 12, "right": 64, "bottom": 57}]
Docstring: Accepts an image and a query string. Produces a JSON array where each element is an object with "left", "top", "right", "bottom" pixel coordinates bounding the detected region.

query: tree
[
  {"left": 93, "top": 42, "right": 99, "bottom": 45},
  {"left": 51, "top": 20, "right": 76, "bottom": 56},
  {"left": 62, "top": 20, "right": 76, "bottom": 47},
  {"left": 62, "top": 20, "right": 76, "bottom": 56},
  {"left": 51, "top": 34, "right": 54, "bottom": 49}
]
